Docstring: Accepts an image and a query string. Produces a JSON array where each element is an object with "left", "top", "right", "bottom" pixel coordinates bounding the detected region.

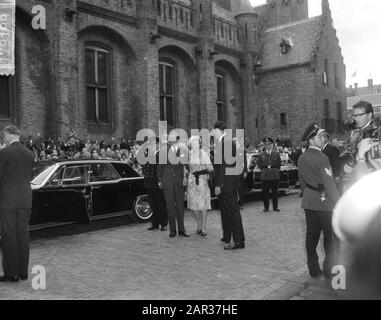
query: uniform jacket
[
  {"left": 0, "top": 141, "right": 35, "bottom": 209},
  {"left": 213, "top": 136, "right": 239, "bottom": 192},
  {"left": 157, "top": 144, "right": 185, "bottom": 189},
  {"left": 322, "top": 143, "right": 341, "bottom": 178},
  {"left": 298, "top": 148, "right": 340, "bottom": 211},
  {"left": 257, "top": 150, "right": 281, "bottom": 181}
]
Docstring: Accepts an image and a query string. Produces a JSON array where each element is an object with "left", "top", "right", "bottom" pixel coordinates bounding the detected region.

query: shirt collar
[
  {"left": 309, "top": 146, "right": 321, "bottom": 151},
  {"left": 9, "top": 139, "right": 20, "bottom": 146},
  {"left": 362, "top": 120, "right": 373, "bottom": 131}
]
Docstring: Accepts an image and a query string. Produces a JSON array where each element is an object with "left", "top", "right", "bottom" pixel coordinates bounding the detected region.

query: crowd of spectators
[{"left": 0, "top": 130, "right": 143, "bottom": 173}]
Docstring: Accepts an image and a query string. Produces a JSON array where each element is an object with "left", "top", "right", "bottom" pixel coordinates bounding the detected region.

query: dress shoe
[
  {"left": 221, "top": 238, "right": 230, "bottom": 244},
  {"left": 160, "top": 226, "right": 168, "bottom": 232},
  {"left": 0, "top": 276, "right": 19, "bottom": 283},
  {"left": 19, "top": 275, "right": 28, "bottom": 281},
  {"left": 196, "top": 229, "right": 202, "bottom": 235},
  {"left": 178, "top": 231, "right": 190, "bottom": 237},
  {"left": 147, "top": 226, "right": 159, "bottom": 231},
  {"left": 201, "top": 231, "right": 207, "bottom": 237},
  {"left": 273, "top": 209, "right": 280, "bottom": 212},
  {"left": 224, "top": 242, "right": 245, "bottom": 250},
  {"left": 169, "top": 232, "right": 177, "bottom": 238}
]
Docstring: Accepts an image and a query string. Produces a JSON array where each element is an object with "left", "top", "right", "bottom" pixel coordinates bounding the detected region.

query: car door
[
  {"left": 36, "top": 164, "right": 91, "bottom": 224},
  {"left": 89, "top": 163, "right": 121, "bottom": 217},
  {"left": 111, "top": 162, "right": 145, "bottom": 213}
]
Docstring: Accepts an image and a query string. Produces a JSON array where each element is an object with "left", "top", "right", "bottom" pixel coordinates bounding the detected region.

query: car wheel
[{"left": 133, "top": 195, "right": 153, "bottom": 222}]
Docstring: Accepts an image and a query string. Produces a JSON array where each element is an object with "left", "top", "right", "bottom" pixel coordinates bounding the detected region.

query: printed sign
[{"left": 0, "top": 0, "right": 15, "bottom": 76}]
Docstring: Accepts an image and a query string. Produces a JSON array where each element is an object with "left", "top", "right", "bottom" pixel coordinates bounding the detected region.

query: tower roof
[{"left": 232, "top": 0, "right": 256, "bottom": 17}]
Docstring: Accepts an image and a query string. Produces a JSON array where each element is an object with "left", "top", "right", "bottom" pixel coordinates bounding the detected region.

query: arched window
[
  {"left": 159, "top": 60, "right": 176, "bottom": 127},
  {"left": 216, "top": 72, "right": 226, "bottom": 122},
  {"left": 85, "top": 44, "right": 111, "bottom": 124}
]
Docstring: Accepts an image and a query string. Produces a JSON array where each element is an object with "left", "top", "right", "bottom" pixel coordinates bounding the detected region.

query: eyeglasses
[{"left": 351, "top": 113, "right": 367, "bottom": 119}]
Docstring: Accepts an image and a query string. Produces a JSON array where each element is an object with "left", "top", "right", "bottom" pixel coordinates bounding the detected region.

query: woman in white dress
[{"left": 186, "top": 136, "right": 214, "bottom": 236}]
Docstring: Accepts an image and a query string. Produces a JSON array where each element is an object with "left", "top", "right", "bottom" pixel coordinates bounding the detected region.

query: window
[
  {"left": 336, "top": 102, "right": 343, "bottom": 133},
  {"left": 323, "top": 59, "right": 329, "bottom": 86},
  {"left": 159, "top": 61, "right": 176, "bottom": 127},
  {"left": 89, "top": 163, "right": 119, "bottom": 182},
  {"left": 112, "top": 163, "right": 140, "bottom": 178},
  {"left": 85, "top": 45, "right": 111, "bottom": 124},
  {"left": 323, "top": 99, "right": 329, "bottom": 118},
  {"left": 62, "top": 165, "right": 89, "bottom": 185},
  {"left": 216, "top": 73, "right": 225, "bottom": 122},
  {"left": 334, "top": 63, "right": 340, "bottom": 89},
  {"left": 280, "top": 113, "right": 287, "bottom": 127},
  {"left": 0, "top": 76, "right": 11, "bottom": 119}
]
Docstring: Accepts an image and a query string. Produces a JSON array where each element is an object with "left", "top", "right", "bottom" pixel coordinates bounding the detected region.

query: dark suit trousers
[
  {"left": 162, "top": 186, "right": 185, "bottom": 233},
  {"left": 146, "top": 188, "right": 168, "bottom": 228},
  {"left": 238, "top": 174, "right": 245, "bottom": 207},
  {"left": 262, "top": 180, "right": 279, "bottom": 210},
  {"left": 219, "top": 191, "right": 245, "bottom": 243},
  {"left": 0, "top": 209, "right": 31, "bottom": 277},
  {"left": 304, "top": 210, "right": 340, "bottom": 277}
]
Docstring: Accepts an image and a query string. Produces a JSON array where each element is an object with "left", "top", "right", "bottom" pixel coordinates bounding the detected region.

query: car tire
[{"left": 132, "top": 195, "right": 153, "bottom": 222}]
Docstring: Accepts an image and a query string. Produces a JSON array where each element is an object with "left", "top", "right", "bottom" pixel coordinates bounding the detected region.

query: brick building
[
  {"left": 347, "top": 78, "right": 381, "bottom": 117},
  {"left": 0, "top": 0, "right": 346, "bottom": 144}
]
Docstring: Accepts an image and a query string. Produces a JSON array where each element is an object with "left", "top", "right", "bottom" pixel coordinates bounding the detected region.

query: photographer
[{"left": 348, "top": 101, "right": 381, "bottom": 180}]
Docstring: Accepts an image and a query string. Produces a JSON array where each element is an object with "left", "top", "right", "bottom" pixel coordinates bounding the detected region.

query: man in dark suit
[
  {"left": 298, "top": 123, "right": 340, "bottom": 279},
  {"left": 213, "top": 122, "right": 245, "bottom": 250},
  {"left": 257, "top": 138, "right": 282, "bottom": 213},
  {"left": 141, "top": 138, "right": 168, "bottom": 232},
  {"left": 0, "top": 125, "right": 35, "bottom": 282},
  {"left": 158, "top": 131, "right": 189, "bottom": 238}
]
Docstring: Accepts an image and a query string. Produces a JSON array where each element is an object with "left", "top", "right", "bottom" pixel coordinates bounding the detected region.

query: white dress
[{"left": 187, "top": 150, "right": 214, "bottom": 211}]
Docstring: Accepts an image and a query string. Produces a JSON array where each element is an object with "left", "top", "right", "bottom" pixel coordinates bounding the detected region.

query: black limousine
[{"left": 29, "top": 160, "right": 152, "bottom": 230}]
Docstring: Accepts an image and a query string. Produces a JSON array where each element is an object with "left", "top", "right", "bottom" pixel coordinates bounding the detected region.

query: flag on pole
[{"left": 0, "top": 0, "right": 15, "bottom": 76}]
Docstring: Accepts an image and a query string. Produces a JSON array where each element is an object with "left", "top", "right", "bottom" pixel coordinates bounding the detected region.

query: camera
[{"left": 370, "top": 139, "right": 381, "bottom": 160}]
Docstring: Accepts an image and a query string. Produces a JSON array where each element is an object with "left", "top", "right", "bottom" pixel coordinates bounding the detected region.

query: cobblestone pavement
[{"left": 0, "top": 191, "right": 348, "bottom": 300}]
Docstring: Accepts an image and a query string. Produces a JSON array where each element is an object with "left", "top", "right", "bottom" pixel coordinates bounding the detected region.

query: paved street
[{"left": 0, "top": 191, "right": 346, "bottom": 300}]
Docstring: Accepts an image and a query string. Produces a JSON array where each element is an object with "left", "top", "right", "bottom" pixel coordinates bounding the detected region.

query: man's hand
[
  {"left": 357, "top": 138, "right": 374, "bottom": 158},
  {"left": 158, "top": 182, "right": 163, "bottom": 189},
  {"left": 215, "top": 186, "right": 222, "bottom": 196},
  {"left": 183, "top": 178, "right": 188, "bottom": 187},
  {"left": 243, "top": 172, "right": 248, "bottom": 179}
]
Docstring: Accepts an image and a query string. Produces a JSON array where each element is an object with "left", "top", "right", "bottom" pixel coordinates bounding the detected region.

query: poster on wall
[{"left": 0, "top": 0, "right": 15, "bottom": 76}]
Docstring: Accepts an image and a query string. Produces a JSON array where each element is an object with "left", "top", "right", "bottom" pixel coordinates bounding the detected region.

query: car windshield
[{"left": 32, "top": 163, "right": 56, "bottom": 185}]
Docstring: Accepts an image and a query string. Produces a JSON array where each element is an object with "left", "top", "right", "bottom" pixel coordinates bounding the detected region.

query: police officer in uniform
[
  {"left": 298, "top": 124, "right": 340, "bottom": 279},
  {"left": 257, "top": 138, "right": 281, "bottom": 212}
]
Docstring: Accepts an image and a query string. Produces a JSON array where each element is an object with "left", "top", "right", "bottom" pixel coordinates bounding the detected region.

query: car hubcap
[{"left": 135, "top": 196, "right": 152, "bottom": 220}]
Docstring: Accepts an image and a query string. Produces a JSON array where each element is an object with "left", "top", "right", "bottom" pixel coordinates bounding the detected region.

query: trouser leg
[
  {"left": 222, "top": 191, "right": 245, "bottom": 243},
  {"left": 156, "top": 189, "right": 168, "bottom": 227},
  {"left": 271, "top": 181, "right": 279, "bottom": 210},
  {"left": 319, "top": 211, "right": 340, "bottom": 277},
  {"left": 16, "top": 209, "right": 31, "bottom": 276},
  {"left": 162, "top": 188, "right": 176, "bottom": 233},
  {"left": 305, "top": 210, "right": 322, "bottom": 276},
  {"left": 262, "top": 181, "right": 270, "bottom": 210},
  {"left": 147, "top": 188, "right": 160, "bottom": 227},
  {"left": 0, "top": 210, "right": 19, "bottom": 277},
  {"left": 219, "top": 196, "right": 232, "bottom": 242},
  {"left": 174, "top": 185, "right": 185, "bottom": 233}
]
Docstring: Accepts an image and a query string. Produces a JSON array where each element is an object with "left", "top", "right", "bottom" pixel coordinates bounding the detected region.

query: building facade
[{"left": 0, "top": 0, "right": 346, "bottom": 144}]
